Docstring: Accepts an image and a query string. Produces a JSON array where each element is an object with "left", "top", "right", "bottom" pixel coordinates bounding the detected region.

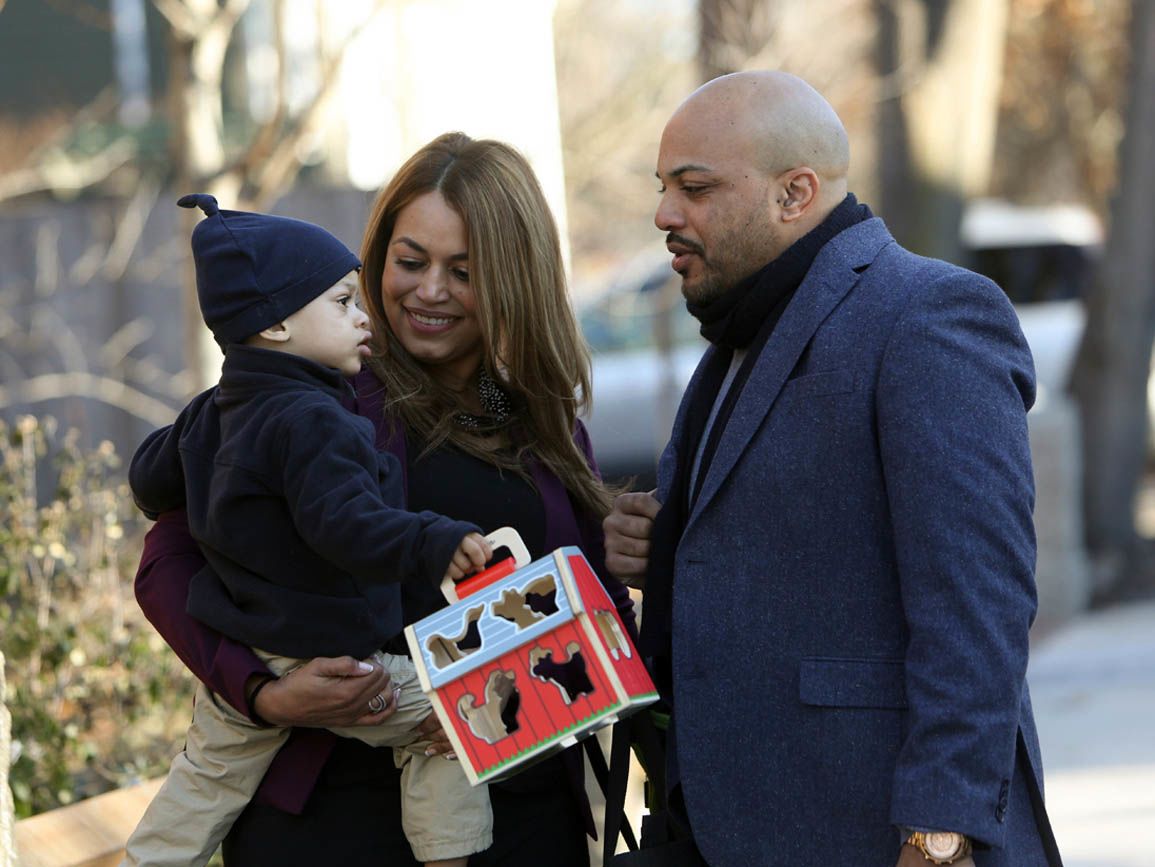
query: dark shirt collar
[{"left": 217, "top": 344, "right": 353, "bottom": 405}]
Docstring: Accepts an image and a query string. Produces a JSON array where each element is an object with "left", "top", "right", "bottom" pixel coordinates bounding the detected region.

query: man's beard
[{"left": 681, "top": 267, "right": 728, "bottom": 305}]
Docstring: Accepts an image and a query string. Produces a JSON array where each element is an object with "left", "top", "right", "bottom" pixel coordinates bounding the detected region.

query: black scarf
[
  {"left": 686, "top": 193, "right": 872, "bottom": 349},
  {"left": 639, "top": 194, "right": 873, "bottom": 677}
]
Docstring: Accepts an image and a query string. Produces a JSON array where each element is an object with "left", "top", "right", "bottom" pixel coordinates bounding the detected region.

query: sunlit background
[{"left": 1, "top": 0, "right": 1153, "bottom": 864}]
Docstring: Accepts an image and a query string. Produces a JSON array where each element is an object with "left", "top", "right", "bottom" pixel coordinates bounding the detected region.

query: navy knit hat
[{"left": 178, "top": 194, "right": 361, "bottom": 347}]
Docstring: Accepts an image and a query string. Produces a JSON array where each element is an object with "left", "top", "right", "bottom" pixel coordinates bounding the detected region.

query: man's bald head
[
  {"left": 673, "top": 70, "right": 849, "bottom": 201},
  {"left": 655, "top": 71, "right": 852, "bottom": 301}
]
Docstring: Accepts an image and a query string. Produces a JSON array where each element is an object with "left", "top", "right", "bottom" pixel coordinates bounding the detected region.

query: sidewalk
[{"left": 1029, "top": 600, "right": 1155, "bottom": 867}]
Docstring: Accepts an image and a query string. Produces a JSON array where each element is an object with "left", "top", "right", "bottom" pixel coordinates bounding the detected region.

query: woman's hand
[
  {"left": 415, "top": 710, "right": 456, "bottom": 758},
  {"left": 251, "top": 656, "right": 399, "bottom": 728}
]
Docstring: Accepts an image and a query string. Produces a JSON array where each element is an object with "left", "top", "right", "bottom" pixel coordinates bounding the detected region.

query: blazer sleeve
[
  {"left": 877, "top": 271, "right": 1038, "bottom": 847},
  {"left": 134, "top": 509, "right": 269, "bottom": 717}
]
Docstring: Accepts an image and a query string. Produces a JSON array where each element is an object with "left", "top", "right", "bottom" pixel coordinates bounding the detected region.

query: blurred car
[
  {"left": 579, "top": 257, "right": 703, "bottom": 488},
  {"left": 959, "top": 199, "right": 1102, "bottom": 407}
]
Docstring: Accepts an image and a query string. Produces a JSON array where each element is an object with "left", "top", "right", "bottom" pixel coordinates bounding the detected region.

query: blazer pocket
[
  {"left": 799, "top": 657, "right": 907, "bottom": 709},
  {"left": 781, "top": 368, "right": 857, "bottom": 398}
]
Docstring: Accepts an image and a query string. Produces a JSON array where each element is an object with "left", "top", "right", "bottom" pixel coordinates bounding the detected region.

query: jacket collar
[{"left": 680, "top": 217, "right": 894, "bottom": 525}]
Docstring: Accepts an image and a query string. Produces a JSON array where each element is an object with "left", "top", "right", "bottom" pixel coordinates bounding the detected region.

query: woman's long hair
[{"left": 360, "top": 132, "right": 612, "bottom": 520}]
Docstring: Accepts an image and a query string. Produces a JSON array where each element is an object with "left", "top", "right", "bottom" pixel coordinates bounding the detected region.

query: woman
[{"left": 134, "top": 132, "right": 633, "bottom": 865}]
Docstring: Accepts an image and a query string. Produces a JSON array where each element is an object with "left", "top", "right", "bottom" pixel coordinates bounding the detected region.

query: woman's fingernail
[{"left": 358, "top": 661, "right": 374, "bottom": 672}]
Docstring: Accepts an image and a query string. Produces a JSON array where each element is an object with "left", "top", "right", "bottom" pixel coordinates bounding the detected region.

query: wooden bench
[{"left": 14, "top": 778, "right": 163, "bottom": 867}]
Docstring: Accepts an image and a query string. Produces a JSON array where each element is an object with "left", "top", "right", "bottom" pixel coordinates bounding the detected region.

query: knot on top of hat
[{"left": 177, "top": 193, "right": 220, "bottom": 216}]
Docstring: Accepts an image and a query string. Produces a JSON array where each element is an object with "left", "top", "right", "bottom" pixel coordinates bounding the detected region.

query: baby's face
[{"left": 282, "top": 271, "right": 372, "bottom": 376}]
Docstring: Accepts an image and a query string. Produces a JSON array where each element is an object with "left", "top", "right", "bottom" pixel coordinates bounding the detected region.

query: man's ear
[
  {"left": 258, "top": 321, "right": 292, "bottom": 343},
  {"left": 775, "top": 168, "right": 820, "bottom": 223}
]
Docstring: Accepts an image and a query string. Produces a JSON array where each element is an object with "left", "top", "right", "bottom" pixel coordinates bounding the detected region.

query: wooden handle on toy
[{"left": 440, "top": 526, "right": 532, "bottom": 604}]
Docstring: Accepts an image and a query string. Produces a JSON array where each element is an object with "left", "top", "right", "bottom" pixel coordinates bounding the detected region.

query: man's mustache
[{"left": 666, "top": 233, "right": 704, "bottom": 256}]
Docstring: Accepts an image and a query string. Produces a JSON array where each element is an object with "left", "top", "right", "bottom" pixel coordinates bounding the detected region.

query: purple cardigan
[{"left": 134, "top": 369, "right": 634, "bottom": 832}]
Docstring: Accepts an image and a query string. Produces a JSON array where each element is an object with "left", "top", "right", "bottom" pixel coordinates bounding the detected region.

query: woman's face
[{"left": 380, "top": 191, "right": 483, "bottom": 388}]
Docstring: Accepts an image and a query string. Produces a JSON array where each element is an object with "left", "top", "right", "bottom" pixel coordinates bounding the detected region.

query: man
[{"left": 603, "top": 71, "right": 1061, "bottom": 866}]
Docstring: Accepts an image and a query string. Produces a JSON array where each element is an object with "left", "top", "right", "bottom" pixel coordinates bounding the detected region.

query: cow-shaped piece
[
  {"left": 529, "top": 641, "right": 594, "bottom": 705},
  {"left": 405, "top": 527, "right": 658, "bottom": 786}
]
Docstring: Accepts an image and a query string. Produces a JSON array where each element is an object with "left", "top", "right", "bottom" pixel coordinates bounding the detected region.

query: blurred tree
[
  {"left": 1070, "top": 0, "right": 1155, "bottom": 600},
  {"left": 992, "top": 0, "right": 1128, "bottom": 211},
  {"left": 553, "top": 0, "right": 697, "bottom": 279},
  {"left": 873, "top": 0, "right": 1008, "bottom": 261},
  {"left": 698, "top": 0, "right": 775, "bottom": 80},
  {"left": 159, "top": 0, "right": 384, "bottom": 388},
  {"left": 0, "top": 0, "right": 384, "bottom": 392}
]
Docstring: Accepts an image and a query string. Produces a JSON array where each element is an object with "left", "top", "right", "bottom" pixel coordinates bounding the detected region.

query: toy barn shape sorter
[{"left": 405, "top": 527, "right": 658, "bottom": 786}]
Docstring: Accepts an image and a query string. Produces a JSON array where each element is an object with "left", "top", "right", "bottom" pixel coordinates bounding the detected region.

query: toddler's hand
[{"left": 444, "top": 532, "right": 493, "bottom": 582}]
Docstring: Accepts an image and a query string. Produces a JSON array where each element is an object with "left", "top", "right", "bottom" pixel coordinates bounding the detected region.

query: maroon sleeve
[{"left": 134, "top": 509, "right": 269, "bottom": 716}]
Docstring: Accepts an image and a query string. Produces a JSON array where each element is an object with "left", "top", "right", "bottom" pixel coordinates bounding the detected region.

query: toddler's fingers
[{"left": 466, "top": 534, "right": 491, "bottom": 569}]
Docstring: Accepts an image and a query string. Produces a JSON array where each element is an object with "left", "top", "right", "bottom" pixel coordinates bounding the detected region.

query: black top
[
  {"left": 129, "top": 345, "right": 479, "bottom": 659},
  {"left": 400, "top": 434, "right": 571, "bottom": 796},
  {"left": 382, "top": 436, "right": 546, "bottom": 654}
]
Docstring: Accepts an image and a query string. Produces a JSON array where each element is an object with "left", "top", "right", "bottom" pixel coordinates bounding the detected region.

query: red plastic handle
[{"left": 454, "top": 556, "right": 517, "bottom": 599}]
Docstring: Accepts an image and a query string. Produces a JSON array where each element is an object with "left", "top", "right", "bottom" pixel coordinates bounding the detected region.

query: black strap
[
  {"left": 585, "top": 729, "right": 638, "bottom": 861},
  {"left": 598, "top": 723, "right": 638, "bottom": 864},
  {"left": 596, "top": 710, "right": 700, "bottom": 866},
  {"left": 1018, "top": 729, "right": 1065, "bottom": 866}
]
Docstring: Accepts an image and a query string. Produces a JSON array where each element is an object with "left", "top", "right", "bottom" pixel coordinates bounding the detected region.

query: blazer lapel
[
  {"left": 686, "top": 220, "right": 892, "bottom": 525},
  {"left": 657, "top": 342, "right": 729, "bottom": 502}
]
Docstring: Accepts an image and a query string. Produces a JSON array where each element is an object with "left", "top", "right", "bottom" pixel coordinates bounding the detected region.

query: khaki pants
[{"left": 122, "top": 651, "right": 491, "bottom": 866}]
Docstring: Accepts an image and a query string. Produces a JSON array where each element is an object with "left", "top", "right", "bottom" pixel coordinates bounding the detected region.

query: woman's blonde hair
[{"left": 360, "top": 132, "right": 612, "bottom": 519}]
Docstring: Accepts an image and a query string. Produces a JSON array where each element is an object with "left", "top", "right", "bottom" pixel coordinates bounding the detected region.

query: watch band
[{"left": 905, "top": 830, "right": 973, "bottom": 864}]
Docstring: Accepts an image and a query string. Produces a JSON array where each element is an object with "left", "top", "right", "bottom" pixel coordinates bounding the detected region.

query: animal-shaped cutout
[
  {"left": 491, "top": 574, "right": 559, "bottom": 628},
  {"left": 529, "top": 641, "right": 594, "bottom": 705},
  {"left": 457, "top": 669, "right": 521, "bottom": 744},
  {"left": 593, "top": 609, "right": 631, "bottom": 660},
  {"left": 426, "top": 604, "right": 485, "bottom": 669}
]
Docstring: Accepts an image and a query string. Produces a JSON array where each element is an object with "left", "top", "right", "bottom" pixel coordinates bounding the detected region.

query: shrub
[{"left": 0, "top": 415, "right": 194, "bottom": 818}]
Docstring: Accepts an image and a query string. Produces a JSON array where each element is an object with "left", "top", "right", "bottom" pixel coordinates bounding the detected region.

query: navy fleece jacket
[{"left": 130, "top": 344, "right": 479, "bottom": 659}]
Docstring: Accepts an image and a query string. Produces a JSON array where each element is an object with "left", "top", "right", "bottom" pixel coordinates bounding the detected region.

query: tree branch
[{"left": 0, "top": 373, "right": 180, "bottom": 427}]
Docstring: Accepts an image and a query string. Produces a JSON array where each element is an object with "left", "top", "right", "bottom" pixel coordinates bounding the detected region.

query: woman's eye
[
  {"left": 396, "top": 258, "right": 423, "bottom": 271},
  {"left": 452, "top": 268, "right": 470, "bottom": 283},
  {"left": 336, "top": 295, "right": 350, "bottom": 306}
]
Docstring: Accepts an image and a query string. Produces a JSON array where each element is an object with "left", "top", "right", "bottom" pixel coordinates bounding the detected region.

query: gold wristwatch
[{"left": 905, "top": 830, "right": 972, "bottom": 864}]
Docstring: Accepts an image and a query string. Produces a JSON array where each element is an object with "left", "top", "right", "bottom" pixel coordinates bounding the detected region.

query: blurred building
[
  {"left": 0, "top": 0, "right": 569, "bottom": 454},
  {"left": 0, "top": 0, "right": 568, "bottom": 226}
]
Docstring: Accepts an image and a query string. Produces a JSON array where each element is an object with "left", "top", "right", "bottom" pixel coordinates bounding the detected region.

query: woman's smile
[{"left": 380, "top": 191, "right": 483, "bottom": 386}]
